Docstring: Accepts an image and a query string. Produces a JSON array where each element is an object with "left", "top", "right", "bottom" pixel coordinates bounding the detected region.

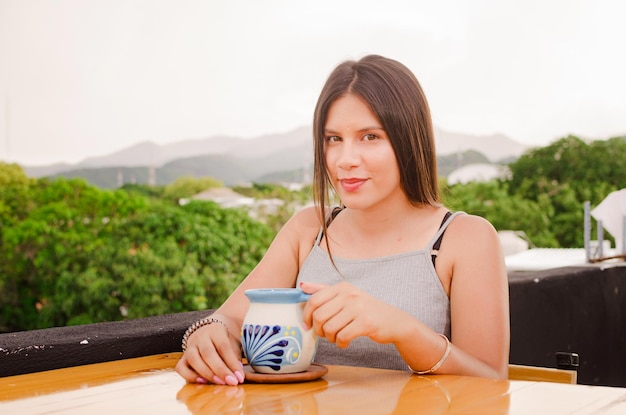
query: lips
[{"left": 339, "top": 178, "right": 367, "bottom": 192}]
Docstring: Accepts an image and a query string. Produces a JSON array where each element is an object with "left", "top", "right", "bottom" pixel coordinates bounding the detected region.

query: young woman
[{"left": 175, "top": 55, "right": 510, "bottom": 386}]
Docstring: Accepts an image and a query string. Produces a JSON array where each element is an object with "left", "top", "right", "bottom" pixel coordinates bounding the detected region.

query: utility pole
[{"left": 149, "top": 166, "right": 156, "bottom": 186}]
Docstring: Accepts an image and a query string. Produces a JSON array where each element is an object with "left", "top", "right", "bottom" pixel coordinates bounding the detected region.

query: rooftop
[{"left": 505, "top": 248, "right": 625, "bottom": 272}]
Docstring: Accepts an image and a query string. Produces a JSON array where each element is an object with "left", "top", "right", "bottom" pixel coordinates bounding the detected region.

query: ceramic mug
[{"left": 241, "top": 288, "right": 318, "bottom": 374}]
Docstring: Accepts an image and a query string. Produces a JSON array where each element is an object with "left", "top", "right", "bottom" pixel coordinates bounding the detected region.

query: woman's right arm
[{"left": 174, "top": 206, "right": 321, "bottom": 385}]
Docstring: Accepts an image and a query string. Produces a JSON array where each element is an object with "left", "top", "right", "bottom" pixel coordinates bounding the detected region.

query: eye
[
  {"left": 363, "top": 133, "right": 378, "bottom": 141},
  {"left": 326, "top": 135, "right": 342, "bottom": 143}
]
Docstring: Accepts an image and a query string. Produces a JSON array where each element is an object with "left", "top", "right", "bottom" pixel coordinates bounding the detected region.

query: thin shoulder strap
[
  {"left": 314, "top": 206, "right": 343, "bottom": 245},
  {"left": 430, "top": 211, "right": 464, "bottom": 266},
  {"left": 326, "top": 206, "right": 343, "bottom": 227}
]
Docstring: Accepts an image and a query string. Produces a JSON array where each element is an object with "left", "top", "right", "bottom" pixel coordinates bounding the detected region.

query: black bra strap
[
  {"left": 431, "top": 211, "right": 452, "bottom": 266},
  {"left": 325, "top": 206, "right": 343, "bottom": 227}
]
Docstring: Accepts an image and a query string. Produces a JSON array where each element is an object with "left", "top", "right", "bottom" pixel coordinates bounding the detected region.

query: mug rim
[{"left": 244, "top": 288, "right": 311, "bottom": 304}]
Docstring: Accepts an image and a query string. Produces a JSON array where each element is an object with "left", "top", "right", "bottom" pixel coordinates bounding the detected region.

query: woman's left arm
[{"left": 397, "top": 214, "right": 510, "bottom": 379}]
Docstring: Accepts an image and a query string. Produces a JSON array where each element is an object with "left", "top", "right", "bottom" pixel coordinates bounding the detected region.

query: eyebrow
[{"left": 324, "top": 126, "right": 385, "bottom": 134}]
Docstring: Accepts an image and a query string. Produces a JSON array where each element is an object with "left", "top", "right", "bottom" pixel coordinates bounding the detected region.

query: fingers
[
  {"left": 177, "top": 342, "right": 221, "bottom": 384},
  {"left": 175, "top": 355, "right": 202, "bottom": 383},
  {"left": 220, "top": 335, "right": 246, "bottom": 383},
  {"left": 318, "top": 308, "right": 356, "bottom": 348},
  {"left": 300, "top": 281, "right": 327, "bottom": 295},
  {"left": 308, "top": 292, "right": 342, "bottom": 339},
  {"left": 302, "top": 282, "right": 332, "bottom": 330},
  {"left": 301, "top": 282, "right": 328, "bottom": 330},
  {"left": 196, "top": 340, "right": 245, "bottom": 386},
  {"left": 174, "top": 324, "right": 245, "bottom": 386},
  {"left": 304, "top": 282, "right": 360, "bottom": 347}
]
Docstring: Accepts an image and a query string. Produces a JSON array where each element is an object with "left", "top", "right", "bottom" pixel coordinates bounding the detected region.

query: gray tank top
[{"left": 296, "top": 210, "right": 463, "bottom": 371}]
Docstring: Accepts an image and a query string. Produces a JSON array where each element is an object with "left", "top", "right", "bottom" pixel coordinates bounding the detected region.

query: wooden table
[{"left": 1, "top": 353, "right": 625, "bottom": 414}]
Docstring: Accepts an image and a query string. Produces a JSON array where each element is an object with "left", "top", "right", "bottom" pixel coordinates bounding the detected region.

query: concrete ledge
[{"left": 0, "top": 309, "right": 210, "bottom": 377}]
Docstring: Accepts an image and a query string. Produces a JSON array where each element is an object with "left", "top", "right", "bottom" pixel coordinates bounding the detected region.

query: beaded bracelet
[
  {"left": 409, "top": 333, "right": 452, "bottom": 375},
  {"left": 181, "top": 316, "right": 228, "bottom": 352}
]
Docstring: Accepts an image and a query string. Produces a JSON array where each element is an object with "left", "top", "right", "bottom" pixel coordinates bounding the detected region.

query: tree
[
  {"left": 508, "top": 135, "right": 624, "bottom": 204},
  {"left": 0, "top": 175, "right": 274, "bottom": 332},
  {"left": 442, "top": 180, "right": 558, "bottom": 247},
  {"left": 506, "top": 135, "right": 625, "bottom": 247},
  {"left": 162, "top": 176, "right": 222, "bottom": 202},
  {"left": 0, "top": 177, "right": 150, "bottom": 330}
]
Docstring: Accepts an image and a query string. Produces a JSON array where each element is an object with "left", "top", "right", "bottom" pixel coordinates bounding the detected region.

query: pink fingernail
[
  {"left": 302, "top": 322, "right": 309, "bottom": 331},
  {"left": 225, "top": 375, "right": 238, "bottom": 386},
  {"left": 195, "top": 377, "right": 208, "bottom": 384},
  {"left": 212, "top": 375, "right": 226, "bottom": 385},
  {"left": 235, "top": 371, "right": 245, "bottom": 383}
]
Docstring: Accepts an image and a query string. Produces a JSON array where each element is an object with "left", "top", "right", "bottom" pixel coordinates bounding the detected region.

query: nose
[{"left": 335, "top": 141, "right": 361, "bottom": 170}]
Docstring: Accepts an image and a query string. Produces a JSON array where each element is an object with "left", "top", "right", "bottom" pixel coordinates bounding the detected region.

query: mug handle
[{"left": 298, "top": 290, "right": 312, "bottom": 302}]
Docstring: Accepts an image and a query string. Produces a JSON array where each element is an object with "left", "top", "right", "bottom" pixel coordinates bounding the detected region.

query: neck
[{"left": 344, "top": 199, "right": 434, "bottom": 234}]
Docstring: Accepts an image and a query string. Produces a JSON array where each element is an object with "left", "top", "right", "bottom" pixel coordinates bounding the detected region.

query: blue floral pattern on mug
[{"left": 242, "top": 324, "right": 304, "bottom": 371}]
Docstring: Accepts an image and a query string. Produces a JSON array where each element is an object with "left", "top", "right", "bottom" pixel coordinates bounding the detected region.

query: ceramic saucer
[{"left": 243, "top": 363, "right": 328, "bottom": 384}]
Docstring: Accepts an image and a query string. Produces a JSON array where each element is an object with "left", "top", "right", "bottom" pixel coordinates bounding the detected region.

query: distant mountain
[
  {"left": 25, "top": 126, "right": 530, "bottom": 188},
  {"left": 438, "top": 150, "right": 491, "bottom": 177},
  {"left": 22, "top": 162, "right": 75, "bottom": 178},
  {"left": 74, "top": 126, "right": 312, "bottom": 169},
  {"left": 434, "top": 128, "right": 530, "bottom": 161},
  {"left": 74, "top": 134, "right": 249, "bottom": 168},
  {"left": 24, "top": 126, "right": 313, "bottom": 178}
]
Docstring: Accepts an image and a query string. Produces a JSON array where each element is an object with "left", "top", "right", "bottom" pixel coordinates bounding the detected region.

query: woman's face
[{"left": 324, "top": 93, "right": 403, "bottom": 211}]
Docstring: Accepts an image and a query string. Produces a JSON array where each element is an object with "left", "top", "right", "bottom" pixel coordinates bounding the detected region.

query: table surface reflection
[{"left": 1, "top": 353, "right": 625, "bottom": 414}]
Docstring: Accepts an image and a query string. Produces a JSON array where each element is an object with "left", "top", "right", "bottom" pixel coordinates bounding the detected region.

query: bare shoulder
[
  {"left": 262, "top": 206, "right": 323, "bottom": 270},
  {"left": 442, "top": 213, "right": 503, "bottom": 263},
  {"left": 283, "top": 206, "right": 322, "bottom": 231},
  {"left": 449, "top": 213, "right": 498, "bottom": 238},
  {"left": 274, "top": 206, "right": 323, "bottom": 247}
]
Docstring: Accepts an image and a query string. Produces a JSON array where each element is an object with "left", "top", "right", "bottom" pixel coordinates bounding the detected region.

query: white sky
[{"left": 1, "top": 0, "right": 625, "bottom": 166}]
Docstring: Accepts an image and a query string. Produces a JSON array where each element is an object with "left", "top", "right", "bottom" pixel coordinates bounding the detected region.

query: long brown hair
[{"left": 312, "top": 55, "right": 441, "bottom": 231}]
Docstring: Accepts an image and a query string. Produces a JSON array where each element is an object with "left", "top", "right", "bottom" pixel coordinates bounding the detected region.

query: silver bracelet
[
  {"left": 409, "top": 333, "right": 452, "bottom": 375},
  {"left": 181, "top": 316, "right": 228, "bottom": 352}
]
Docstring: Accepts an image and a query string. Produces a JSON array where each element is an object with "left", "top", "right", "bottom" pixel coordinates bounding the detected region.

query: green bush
[{"left": 0, "top": 168, "right": 273, "bottom": 332}]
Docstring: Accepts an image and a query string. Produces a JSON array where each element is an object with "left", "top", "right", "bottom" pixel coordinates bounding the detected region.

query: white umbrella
[{"left": 591, "top": 189, "right": 626, "bottom": 254}]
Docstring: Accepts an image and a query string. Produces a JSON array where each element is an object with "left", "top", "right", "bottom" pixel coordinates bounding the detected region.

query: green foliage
[
  {"left": 50, "top": 201, "right": 273, "bottom": 327},
  {"left": 233, "top": 182, "right": 312, "bottom": 203},
  {"left": 0, "top": 176, "right": 273, "bottom": 332},
  {"left": 0, "top": 177, "right": 150, "bottom": 330},
  {"left": 0, "top": 163, "right": 37, "bottom": 227},
  {"left": 440, "top": 135, "right": 626, "bottom": 248},
  {"left": 508, "top": 135, "right": 625, "bottom": 204},
  {"left": 0, "top": 162, "right": 31, "bottom": 186},
  {"left": 162, "top": 176, "right": 223, "bottom": 202},
  {"left": 119, "top": 183, "right": 166, "bottom": 199},
  {"left": 506, "top": 135, "right": 625, "bottom": 247},
  {"left": 442, "top": 180, "right": 559, "bottom": 247}
]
